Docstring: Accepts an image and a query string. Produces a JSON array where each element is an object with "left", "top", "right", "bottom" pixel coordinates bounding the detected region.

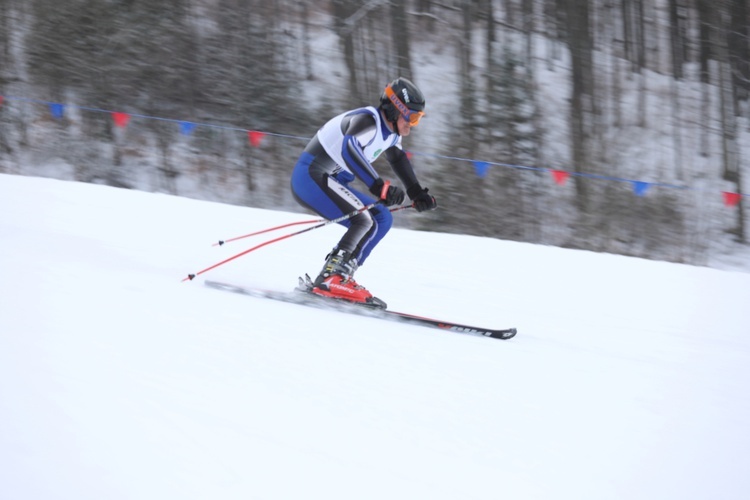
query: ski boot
[{"left": 310, "top": 250, "right": 386, "bottom": 309}]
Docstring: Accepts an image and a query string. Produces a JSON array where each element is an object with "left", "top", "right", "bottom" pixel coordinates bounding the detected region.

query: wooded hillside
[{"left": 1, "top": 0, "right": 747, "bottom": 265}]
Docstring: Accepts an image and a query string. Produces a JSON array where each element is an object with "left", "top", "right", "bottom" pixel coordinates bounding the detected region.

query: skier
[{"left": 291, "top": 77, "right": 437, "bottom": 307}]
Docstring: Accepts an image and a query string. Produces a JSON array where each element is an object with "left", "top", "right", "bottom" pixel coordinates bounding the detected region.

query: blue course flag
[
  {"left": 633, "top": 181, "right": 650, "bottom": 197},
  {"left": 180, "top": 121, "right": 196, "bottom": 135},
  {"left": 49, "top": 103, "right": 65, "bottom": 119},
  {"left": 474, "top": 161, "right": 490, "bottom": 178}
]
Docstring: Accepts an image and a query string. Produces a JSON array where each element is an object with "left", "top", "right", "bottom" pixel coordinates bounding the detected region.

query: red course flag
[
  {"left": 0, "top": 95, "right": 4, "bottom": 107},
  {"left": 112, "top": 111, "right": 130, "bottom": 128},
  {"left": 406, "top": 151, "right": 413, "bottom": 160},
  {"left": 551, "top": 169, "right": 570, "bottom": 186},
  {"left": 722, "top": 191, "right": 741, "bottom": 207},
  {"left": 248, "top": 130, "right": 265, "bottom": 147}
]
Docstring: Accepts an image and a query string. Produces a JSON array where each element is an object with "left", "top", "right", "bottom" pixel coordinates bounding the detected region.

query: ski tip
[{"left": 497, "top": 328, "right": 517, "bottom": 340}]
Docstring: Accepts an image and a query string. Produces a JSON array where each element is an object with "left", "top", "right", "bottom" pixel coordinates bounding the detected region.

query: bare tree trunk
[
  {"left": 390, "top": 0, "right": 413, "bottom": 79},
  {"left": 728, "top": 0, "right": 750, "bottom": 103},
  {"left": 635, "top": 0, "right": 647, "bottom": 127},
  {"left": 458, "top": 0, "right": 478, "bottom": 154},
  {"left": 671, "top": 77, "right": 684, "bottom": 180},
  {"left": 543, "top": 0, "right": 563, "bottom": 68},
  {"left": 714, "top": 1, "right": 745, "bottom": 241},
  {"left": 485, "top": 0, "right": 495, "bottom": 148},
  {"left": 697, "top": 0, "right": 712, "bottom": 156},
  {"left": 301, "top": 3, "right": 314, "bottom": 80},
  {"left": 622, "top": 0, "right": 635, "bottom": 68},
  {"left": 0, "top": 0, "right": 14, "bottom": 169},
  {"left": 522, "top": 0, "right": 534, "bottom": 67},
  {"left": 668, "top": 0, "right": 687, "bottom": 79},
  {"left": 154, "top": 123, "right": 178, "bottom": 195},
  {"left": 0, "top": 0, "right": 11, "bottom": 75},
  {"left": 243, "top": 142, "right": 255, "bottom": 197},
  {"left": 565, "top": 0, "right": 595, "bottom": 212},
  {"left": 332, "top": 0, "right": 360, "bottom": 102}
]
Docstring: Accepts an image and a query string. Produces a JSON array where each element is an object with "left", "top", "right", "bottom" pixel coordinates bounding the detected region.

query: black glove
[
  {"left": 370, "top": 178, "right": 405, "bottom": 206},
  {"left": 407, "top": 185, "right": 438, "bottom": 212}
]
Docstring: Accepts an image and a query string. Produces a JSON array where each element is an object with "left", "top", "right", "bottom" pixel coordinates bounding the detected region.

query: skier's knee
[{"left": 371, "top": 205, "right": 393, "bottom": 231}]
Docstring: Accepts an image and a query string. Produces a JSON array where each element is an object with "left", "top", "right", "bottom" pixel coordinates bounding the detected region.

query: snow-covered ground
[{"left": 2, "top": 173, "right": 750, "bottom": 500}]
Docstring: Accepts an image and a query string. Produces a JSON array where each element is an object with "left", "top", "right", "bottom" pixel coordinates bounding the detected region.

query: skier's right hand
[{"left": 370, "top": 178, "right": 405, "bottom": 206}]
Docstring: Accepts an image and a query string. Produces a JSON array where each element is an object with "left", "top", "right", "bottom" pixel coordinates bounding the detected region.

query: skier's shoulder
[
  {"left": 345, "top": 105, "right": 379, "bottom": 119},
  {"left": 342, "top": 106, "right": 380, "bottom": 135},
  {"left": 345, "top": 106, "right": 380, "bottom": 128}
]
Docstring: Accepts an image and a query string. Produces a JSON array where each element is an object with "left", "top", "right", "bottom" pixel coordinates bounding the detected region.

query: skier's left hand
[{"left": 409, "top": 187, "right": 437, "bottom": 212}]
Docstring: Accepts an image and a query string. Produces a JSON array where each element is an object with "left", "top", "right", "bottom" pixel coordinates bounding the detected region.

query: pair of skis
[
  {"left": 204, "top": 279, "right": 517, "bottom": 341},
  {"left": 190, "top": 206, "right": 517, "bottom": 341}
]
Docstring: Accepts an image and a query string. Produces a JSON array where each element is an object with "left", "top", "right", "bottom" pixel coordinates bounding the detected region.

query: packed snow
[{"left": 1, "top": 173, "right": 749, "bottom": 500}]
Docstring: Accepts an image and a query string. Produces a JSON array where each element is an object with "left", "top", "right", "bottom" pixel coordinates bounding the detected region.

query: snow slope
[{"left": 1, "top": 173, "right": 749, "bottom": 500}]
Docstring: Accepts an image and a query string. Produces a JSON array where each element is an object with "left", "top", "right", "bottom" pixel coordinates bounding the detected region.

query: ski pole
[
  {"left": 183, "top": 201, "right": 411, "bottom": 282},
  {"left": 213, "top": 203, "right": 414, "bottom": 247},
  {"left": 213, "top": 218, "right": 322, "bottom": 246}
]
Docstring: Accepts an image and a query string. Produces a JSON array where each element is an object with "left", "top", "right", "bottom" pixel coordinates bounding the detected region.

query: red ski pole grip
[{"left": 379, "top": 180, "right": 391, "bottom": 201}]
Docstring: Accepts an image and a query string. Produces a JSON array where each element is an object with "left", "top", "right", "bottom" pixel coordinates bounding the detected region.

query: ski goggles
[{"left": 384, "top": 85, "right": 425, "bottom": 126}]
